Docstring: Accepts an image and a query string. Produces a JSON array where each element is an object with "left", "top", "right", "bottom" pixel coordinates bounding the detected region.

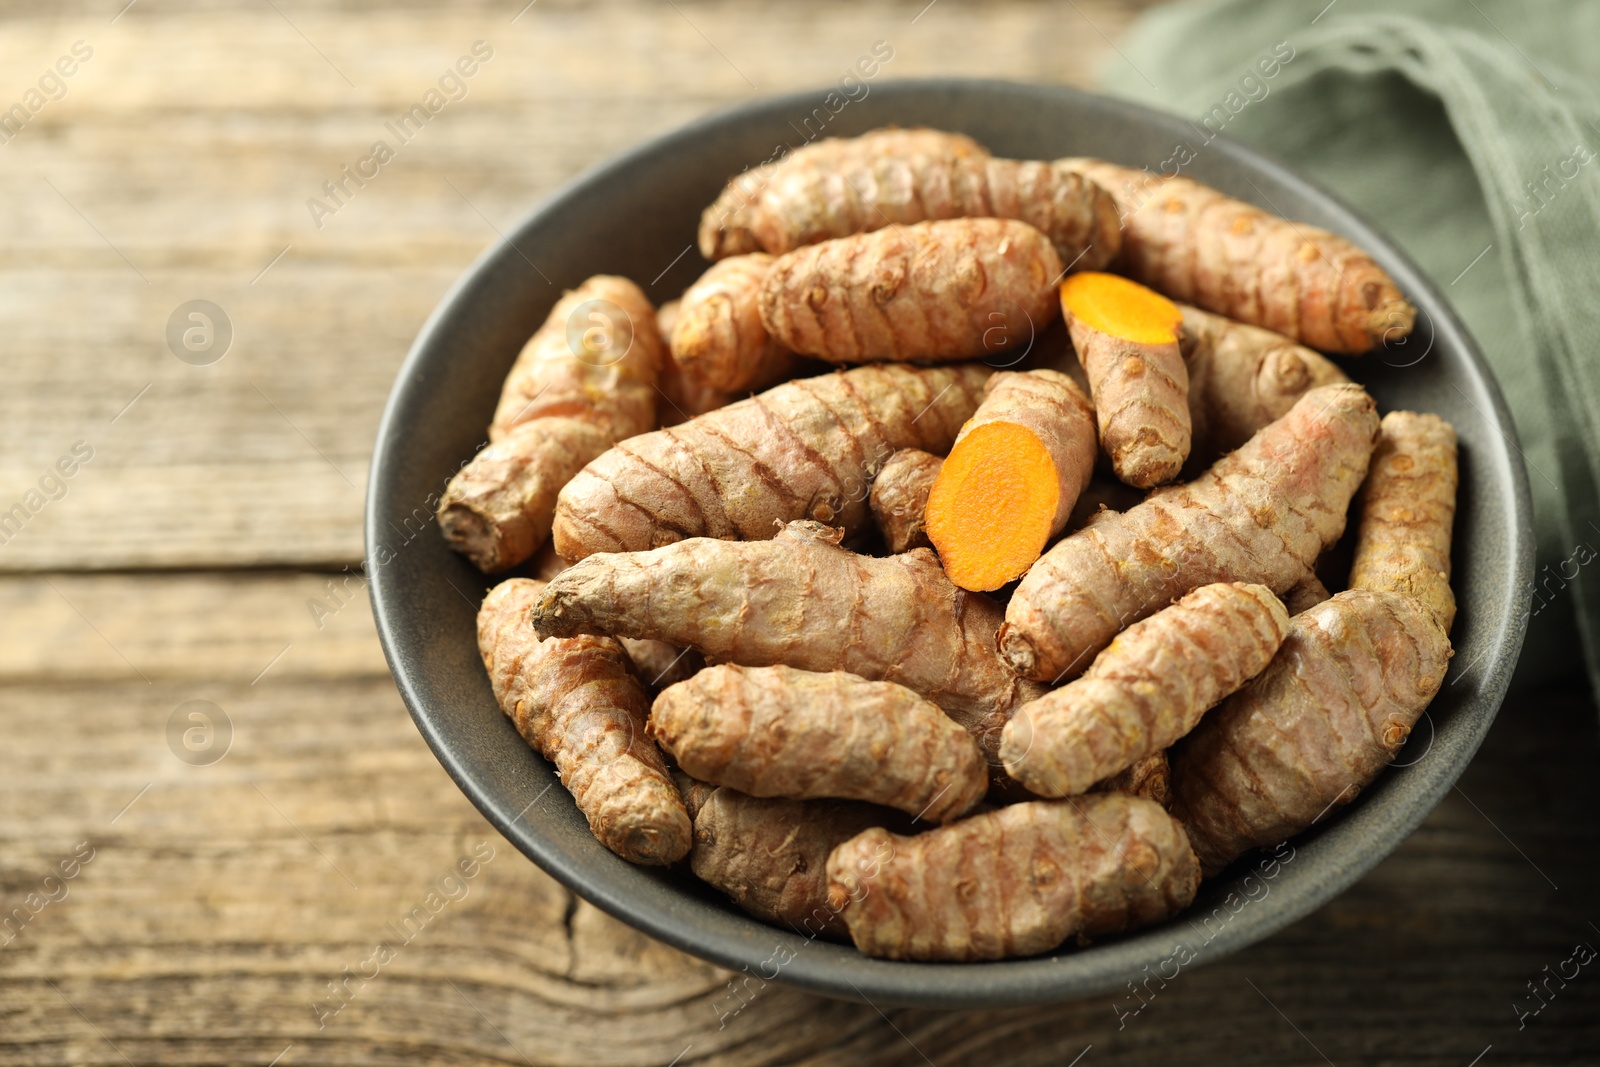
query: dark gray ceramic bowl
[{"left": 368, "top": 78, "right": 1534, "bottom": 1008}]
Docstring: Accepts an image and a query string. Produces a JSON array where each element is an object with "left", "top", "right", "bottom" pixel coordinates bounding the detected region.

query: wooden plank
[
  {"left": 0, "top": 572, "right": 1597, "bottom": 1064},
  {"left": 0, "top": 0, "right": 1156, "bottom": 571}
]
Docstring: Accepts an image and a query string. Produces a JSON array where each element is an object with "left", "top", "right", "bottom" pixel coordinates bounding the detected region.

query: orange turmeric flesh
[
  {"left": 927, "top": 422, "right": 1060, "bottom": 591},
  {"left": 1060, "top": 271, "right": 1190, "bottom": 488},
  {"left": 1060, "top": 271, "right": 1183, "bottom": 344},
  {"left": 924, "top": 369, "right": 1096, "bottom": 592}
]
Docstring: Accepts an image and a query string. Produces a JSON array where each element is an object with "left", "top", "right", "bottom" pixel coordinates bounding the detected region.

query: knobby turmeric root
[
  {"left": 759, "top": 219, "right": 1062, "bottom": 364},
  {"left": 1168, "top": 589, "right": 1450, "bottom": 875},
  {"left": 1179, "top": 304, "right": 1349, "bottom": 463},
  {"left": 1001, "top": 384, "right": 1379, "bottom": 683},
  {"left": 1001, "top": 582, "right": 1289, "bottom": 797},
  {"left": 869, "top": 448, "right": 942, "bottom": 553},
  {"left": 1097, "top": 750, "right": 1172, "bottom": 809},
  {"left": 670, "top": 253, "right": 796, "bottom": 392},
  {"left": 1348, "top": 412, "right": 1458, "bottom": 632},
  {"left": 1169, "top": 413, "right": 1457, "bottom": 873},
  {"left": 700, "top": 127, "right": 990, "bottom": 259},
  {"left": 552, "top": 363, "right": 989, "bottom": 560},
  {"left": 1060, "top": 272, "right": 1190, "bottom": 488},
  {"left": 681, "top": 776, "right": 905, "bottom": 940},
  {"left": 527, "top": 539, "right": 706, "bottom": 689},
  {"left": 656, "top": 299, "right": 733, "bottom": 426},
  {"left": 825, "top": 793, "right": 1199, "bottom": 960},
  {"left": 477, "top": 578, "right": 690, "bottom": 865},
  {"left": 924, "top": 369, "right": 1097, "bottom": 591},
  {"left": 439, "top": 277, "right": 661, "bottom": 572},
  {"left": 650, "top": 665, "right": 987, "bottom": 823},
  {"left": 1062, "top": 158, "right": 1416, "bottom": 355},
  {"left": 532, "top": 521, "right": 1045, "bottom": 757}
]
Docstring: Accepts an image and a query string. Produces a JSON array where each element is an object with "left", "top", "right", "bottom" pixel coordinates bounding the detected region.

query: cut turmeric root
[
  {"left": 924, "top": 369, "right": 1097, "bottom": 591},
  {"left": 1060, "top": 271, "right": 1190, "bottom": 488},
  {"left": 478, "top": 578, "right": 690, "bottom": 865}
]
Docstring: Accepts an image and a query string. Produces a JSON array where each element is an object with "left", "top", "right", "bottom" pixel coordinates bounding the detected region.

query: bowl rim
[{"left": 367, "top": 76, "right": 1535, "bottom": 1008}]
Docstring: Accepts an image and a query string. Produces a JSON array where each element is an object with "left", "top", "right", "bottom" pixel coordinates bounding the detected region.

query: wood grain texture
[
  {"left": 2, "top": 2, "right": 1598, "bottom": 1064},
  {"left": 0, "top": 0, "right": 1159, "bottom": 572},
  {"left": 2, "top": 574, "right": 1597, "bottom": 1066}
]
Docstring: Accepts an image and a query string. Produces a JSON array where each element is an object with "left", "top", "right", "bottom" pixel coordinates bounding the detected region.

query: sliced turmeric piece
[
  {"left": 924, "top": 369, "right": 1097, "bottom": 591},
  {"left": 1060, "top": 271, "right": 1189, "bottom": 488},
  {"left": 825, "top": 794, "right": 1199, "bottom": 961},
  {"left": 649, "top": 665, "right": 987, "bottom": 823},
  {"left": 1001, "top": 384, "right": 1379, "bottom": 683},
  {"left": 1348, "top": 411, "right": 1459, "bottom": 633},
  {"left": 670, "top": 253, "right": 796, "bottom": 392},
  {"left": 1000, "top": 582, "right": 1289, "bottom": 797},
  {"left": 552, "top": 363, "right": 989, "bottom": 560},
  {"left": 532, "top": 520, "right": 1045, "bottom": 759},
  {"left": 869, "top": 448, "right": 942, "bottom": 553},
  {"left": 477, "top": 578, "right": 690, "bottom": 865},
  {"left": 1061, "top": 158, "right": 1416, "bottom": 354},
  {"left": 438, "top": 276, "right": 661, "bottom": 572},
  {"left": 758, "top": 219, "right": 1062, "bottom": 364}
]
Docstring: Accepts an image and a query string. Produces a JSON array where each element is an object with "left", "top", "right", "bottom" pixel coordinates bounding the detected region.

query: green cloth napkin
[{"left": 1099, "top": 0, "right": 1600, "bottom": 692}]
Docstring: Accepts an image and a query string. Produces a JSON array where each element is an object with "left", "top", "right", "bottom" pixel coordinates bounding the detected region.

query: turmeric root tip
[
  {"left": 1060, "top": 271, "right": 1190, "bottom": 488},
  {"left": 925, "top": 369, "right": 1097, "bottom": 592},
  {"left": 478, "top": 579, "right": 691, "bottom": 865},
  {"left": 1061, "top": 158, "right": 1416, "bottom": 354}
]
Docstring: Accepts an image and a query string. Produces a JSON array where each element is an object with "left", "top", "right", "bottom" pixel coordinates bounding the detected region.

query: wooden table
[{"left": 2, "top": 2, "right": 1597, "bottom": 1063}]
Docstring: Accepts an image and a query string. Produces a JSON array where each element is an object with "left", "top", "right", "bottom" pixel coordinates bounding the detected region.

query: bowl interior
[{"left": 367, "top": 78, "right": 1533, "bottom": 1008}]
